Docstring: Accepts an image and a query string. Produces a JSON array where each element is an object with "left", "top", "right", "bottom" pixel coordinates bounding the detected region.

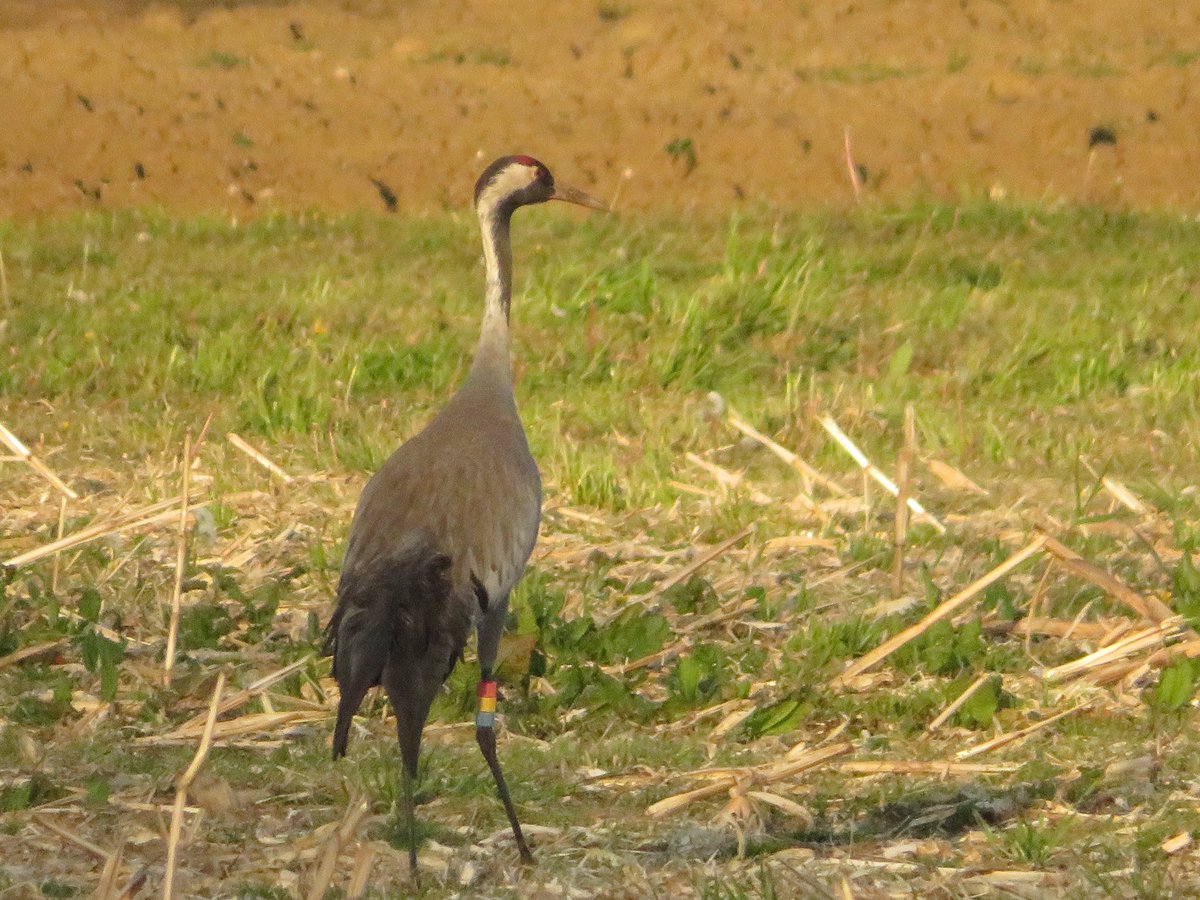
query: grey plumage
[{"left": 323, "top": 155, "right": 606, "bottom": 876}]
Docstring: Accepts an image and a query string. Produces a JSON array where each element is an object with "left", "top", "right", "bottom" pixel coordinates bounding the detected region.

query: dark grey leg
[
  {"left": 476, "top": 666, "right": 534, "bottom": 864},
  {"left": 402, "top": 760, "right": 420, "bottom": 881},
  {"left": 476, "top": 597, "right": 535, "bottom": 865}
]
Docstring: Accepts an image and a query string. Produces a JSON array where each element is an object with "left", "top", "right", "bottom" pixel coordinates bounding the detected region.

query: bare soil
[{"left": 1, "top": 0, "right": 1199, "bottom": 218}]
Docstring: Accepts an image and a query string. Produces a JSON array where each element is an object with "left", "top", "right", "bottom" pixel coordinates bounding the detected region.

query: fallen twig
[
  {"left": 614, "top": 527, "right": 753, "bottom": 620},
  {"left": 984, "top": 616, "right": 1115, "bottom": 643},
  {"left": 605, "top": 598, "right": 759, "bottom": 675},
  {"left": 650, "top": 526, "right": 752, "bottom": 598},
  {"left": 0, "top": 638, "right": 68, "bottom": 671}
]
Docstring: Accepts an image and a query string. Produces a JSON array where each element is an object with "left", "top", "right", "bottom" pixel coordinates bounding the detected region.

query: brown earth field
[{"left": 2, "top": 0, "right": 1200, "bottom": 219}]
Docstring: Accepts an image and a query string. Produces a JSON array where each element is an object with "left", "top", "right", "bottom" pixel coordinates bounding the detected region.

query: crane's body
[{"left": 323, "top": 155, "right": 605, "bottom": 877}]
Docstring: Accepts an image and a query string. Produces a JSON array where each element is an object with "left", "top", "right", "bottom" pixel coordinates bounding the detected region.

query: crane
[{"left": 323, "top": 155, "right": 606, "bottom": 876}]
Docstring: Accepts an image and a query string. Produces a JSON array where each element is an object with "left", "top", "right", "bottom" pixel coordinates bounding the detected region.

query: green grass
[
  {"left": 3, "top": 202, "right": 1200, "bottom": 895},
  {"left": 1152, "top": 49, "right": 1200, "bottom": 69},
  {"left": 794, "top": 63, "right": 920, "bottom": 84},
  {"left": 198, "top": 50, "right": 248, "bottom": 70},
  {"left": 5, "top": 204, "right": 1198, "bottom": 506}
]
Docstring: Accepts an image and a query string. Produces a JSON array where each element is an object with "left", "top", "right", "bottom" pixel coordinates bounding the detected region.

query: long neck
[{"left": 472, "top": 204, "right": 514, "bottom": 379}]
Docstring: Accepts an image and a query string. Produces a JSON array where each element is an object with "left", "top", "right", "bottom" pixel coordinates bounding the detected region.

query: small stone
[
  {"left": 458, "top": 860, "right": 480, "bottom": 886},
  {"left": 1088, "top": 126, "right": 1117, "bottom": 148},
  {"left": 190, "top": 774, "right": 237, "bottom": 815},
  {"left": 18, "top": 731, "right": 42, "bottom": 765}
]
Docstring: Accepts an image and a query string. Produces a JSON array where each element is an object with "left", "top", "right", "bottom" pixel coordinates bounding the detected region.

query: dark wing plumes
[{"left": 323, "top": 530, "right": 470, "bottom": 760}]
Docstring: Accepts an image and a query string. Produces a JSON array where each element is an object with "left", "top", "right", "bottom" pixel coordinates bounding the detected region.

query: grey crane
[{"left": 323, "top": 155, "right": 606, "bottom": 875}]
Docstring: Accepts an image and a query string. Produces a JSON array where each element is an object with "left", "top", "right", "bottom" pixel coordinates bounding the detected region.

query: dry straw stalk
[
  {"left": 726, "top": 408, "right": 848, "bottom": 496},
  {"left": 306, "top": 797, "right": 371, "bottom": 900},
  {"left": 162, "top": 671, "right": 226, "bottom": 900},
  {"left": 168, "top": 655, "right": 315, "bottom": 735},
  {"left": 611, "top": 526, "right": 752, "bottom": 622},
  {"left": 0, "top": 419, "right": 78, "bottom": 499},
  {"left": 1041, "top": 533, "right": 1176, "bottom": 625},
  {"left": 839, "top": 760, "right": 1018, "bottom": 776},
  {"left": 646, "top": 741, "right": 851, "bottom": 818},
  {"left": 227, "top": 431, "right": 293, "bottom": 483},
  {"left": 163, "top": 433, "right": 193, "bottom": 683},
  {"left": 34, "top": 814, "right": 112, "bottom": 861},
  {"left": 957, "top": 701, "right": 1092, "bottom": 760},
  {"left": 818, "top": 415, "right": 946, "bottom": 534},
  {"left": 3, "top": 493, "right": 207, "bottom": 569},
  {"left": 347, "top": 843, "right": 377, "bottom": 899},
  {"left": 927, "top": 672, "right": 992, "bottom": 733},
  {"left": 1042, "top": 618, "right": 1185, "bottom": 683},
  {"left": 90, "top": 842, "right": 125, "bottom": 900},
  {"left": 834, "top": 535, "right": 1048, "bottom": 685},
  {"left": 891, "top": 404, "right": 915, "bottom": 598},
  {"left": 1101, "top": 475, "right": 1149, "bottom": 515}
]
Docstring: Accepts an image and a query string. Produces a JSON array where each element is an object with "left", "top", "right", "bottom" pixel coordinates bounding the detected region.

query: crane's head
[{"left": 474, "top": 155, "right": 607, "bottom": 220}]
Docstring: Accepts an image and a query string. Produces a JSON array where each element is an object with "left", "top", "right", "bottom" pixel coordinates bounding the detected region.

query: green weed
[{"left": 4, "top": 202, "right": 1200, "bottom": 894}]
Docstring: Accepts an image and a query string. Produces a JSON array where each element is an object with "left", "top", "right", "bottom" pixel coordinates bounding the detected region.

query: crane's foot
[
  {"left": 476, "top": 680, "right": 536, "bottom": 866},
  {"left": 408, "top": 851, "right": 420, "bottom": 887}
]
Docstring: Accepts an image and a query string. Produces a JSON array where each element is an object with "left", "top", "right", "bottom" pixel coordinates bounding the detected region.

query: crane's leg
[
  {"left": 475, "top": 597, "right": 534, "bottom": 864},
  {"left": 401, "top": 756, "right": 420, "bottom": 881},
  {"left": 476, "top": 667, "right": 534, "bottom": 864},
  {"left": 385, "top": 659, "right": 442, "bottom": 885}
]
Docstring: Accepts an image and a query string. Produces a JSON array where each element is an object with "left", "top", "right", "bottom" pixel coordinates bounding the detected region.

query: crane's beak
[{"left": 550, "top": 183, "right": 609, "bottom": 211}]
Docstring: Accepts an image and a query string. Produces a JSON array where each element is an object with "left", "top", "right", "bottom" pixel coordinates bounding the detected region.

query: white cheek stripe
[{"left": 476, "top": 165, "right": 536, "bottom": 221}]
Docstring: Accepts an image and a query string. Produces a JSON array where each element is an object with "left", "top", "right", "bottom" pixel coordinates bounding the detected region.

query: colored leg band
[{"left": 476, "top": 680, "right": 497, "bottom": 728}]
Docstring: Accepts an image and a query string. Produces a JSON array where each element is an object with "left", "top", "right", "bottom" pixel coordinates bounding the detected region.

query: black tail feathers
[{"left": 325, "top": 532, "right": 455, "bottom": 759}]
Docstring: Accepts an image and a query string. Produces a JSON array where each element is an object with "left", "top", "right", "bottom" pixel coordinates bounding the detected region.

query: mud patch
[{"left": 0, "top": 0, "right": 1199, "bottom": 218}]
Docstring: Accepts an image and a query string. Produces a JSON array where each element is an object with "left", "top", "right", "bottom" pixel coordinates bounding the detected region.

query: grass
[
  {"left": 793, "top": 63, "right": 920, "bottom": 84},
  {"left": 3, "top": 201, "right": 1200, "bottom": 895},
  {"left": 1152, "top": 49, "right": 1200, "bottom": 69},
  {"left": 197, "top": 51, "right": 248, "bottom": 70}
]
